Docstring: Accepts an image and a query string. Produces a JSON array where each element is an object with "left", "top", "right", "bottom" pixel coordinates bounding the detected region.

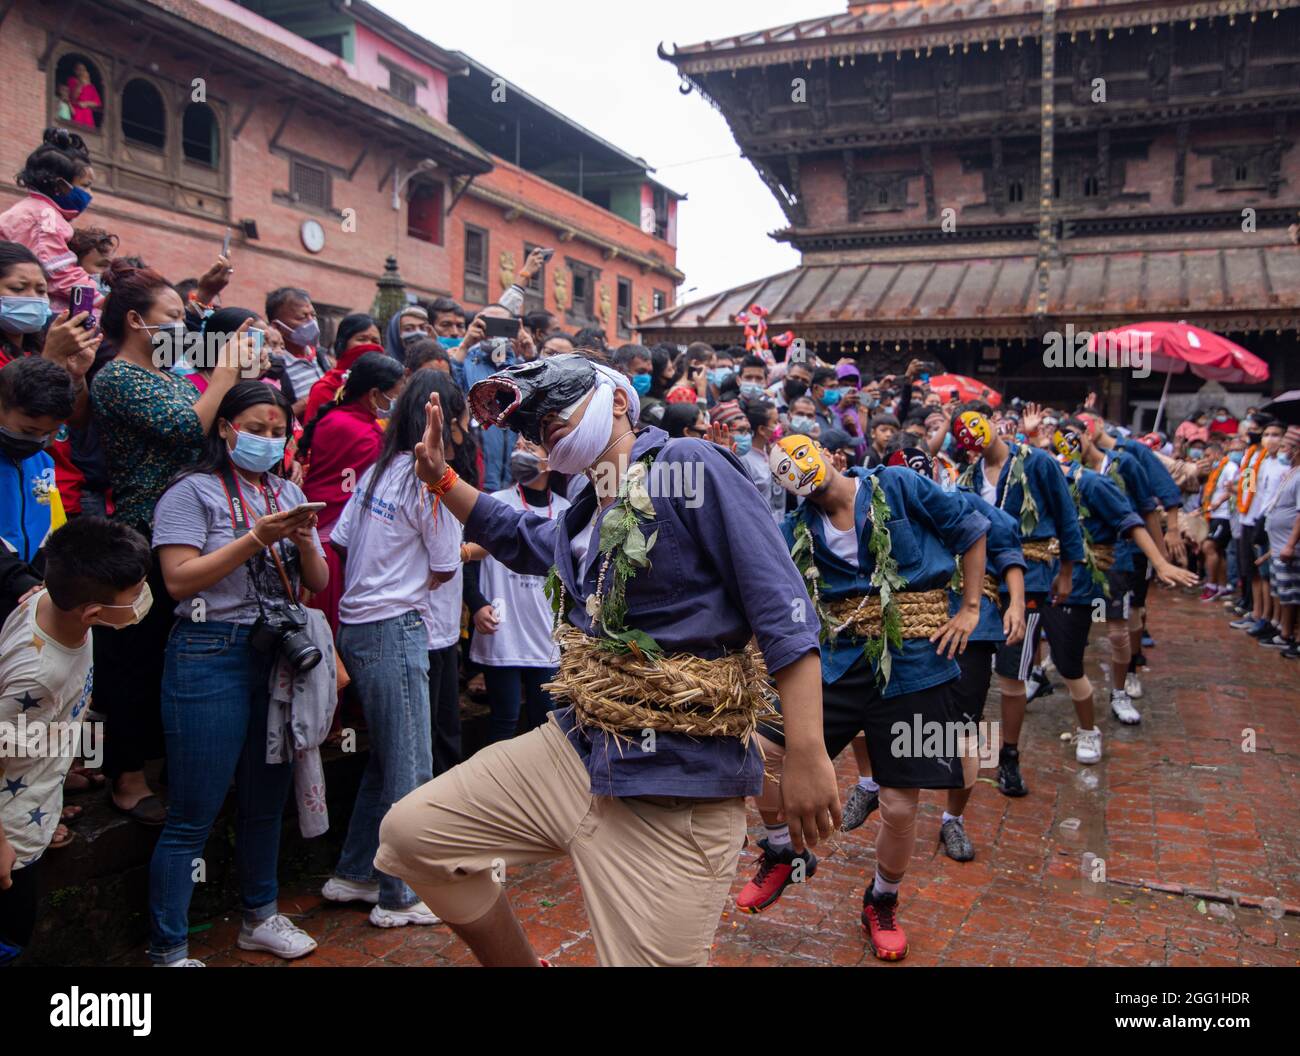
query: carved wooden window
[
  {"left": 121, "top": 78, "right": 166, "bottom": 150},
  {"left": 617, "top": 277, "right": 633, "bottom": 338},
  {"left": 652, "top": 289, "right": 667, "bottom": 312},
  {"left": 290, "top": 159, "right": 330, "bottom": 209},
  {"left": 1008, "top": 179, "right": 1025, "bottom": 204},
  {"left": 566, "top": 260, "right": 599, "bottom": 325},
  {"left": 463, "top": 224, "right": 489, "bottom": 305}
]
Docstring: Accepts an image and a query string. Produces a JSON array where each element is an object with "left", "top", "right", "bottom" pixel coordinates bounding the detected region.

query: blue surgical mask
[
  {"left": 228, "top": 429, "right": 287, "bottom": 473},
  {"left": 1280, "top": 453, "right": 1292, "bottom": 467},
  {"left": 436, "top": 335, "right": 462, "bottom": 351},
  {"left": 52, "top": 186, "right": 92, "bottom": 215},
  {"left": 740, "top": 382, "right": 766, "bottom": 401},
  {"left": 1188, "top": 448, "right": 1205, "bottom": 460},
  {"left": 821, "top": 389, "right": 842, "bottom": 407},
  {"left": 1228, "top": 450, "right": 1244, "bottom": 465},
  {"left": 276, "top": 317, "right": 320, "bottom": 349},
  {"left": 0, "top": 296, "right": 53, "bottom": 334},
  {"left": 732, "top": 433, "right": 753, "bottom": 456},
  {"left": 790, "top": 415, "right": 815, "bottom": 434},
  {"left": 631, "top": 372, "right": 652, "bottom": 396},
  {"left": 941, "top": 432, "right": 953, "bottom": 453},
  {"left": 708, "top": 367, "right": 734, "bottom": 388}
]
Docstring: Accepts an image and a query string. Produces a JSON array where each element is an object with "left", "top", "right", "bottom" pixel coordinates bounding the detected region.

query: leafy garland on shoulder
[
  {"left": 789, "top": 475, "right": 907, "bottom": 687},
  {"left": 543, "top": 455, "right": 662, "bottom": 660},
  {"left": 959, "top": 444, "right": 1039, "bottom": 536},
  {"left": 1065, "top": 468, "right": 1110, "bottom": 599}
]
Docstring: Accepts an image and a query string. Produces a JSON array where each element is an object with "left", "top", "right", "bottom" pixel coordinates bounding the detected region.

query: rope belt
[
  {"left": 1021, "top": 538, "right": 1060, "bottom": 563},
  {"left": 1092, "top": 543, "right": 1115, "bottom": 573},
  {"left": 982, "top": 574, "right": 1001, "bottom": 604},
  {"left": 543, "top": 625, "right": 776, "bottom": 740},
  {"left": 823, "top": 588, "right": 951, "bottom": 640}
]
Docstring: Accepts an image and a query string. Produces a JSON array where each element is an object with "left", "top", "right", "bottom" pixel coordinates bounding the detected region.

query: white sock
[
  {"left": 872, "top": 870, "right": 901, "bottom": 898},
  {"left": 764, "top": 824, "right": 792, "bottom": 850},
  {"left": 857, "top": 776, "right": 879, "bottom": 792},
  {"left": 941, "top": 811, "right": 962, "bottom": 825}
]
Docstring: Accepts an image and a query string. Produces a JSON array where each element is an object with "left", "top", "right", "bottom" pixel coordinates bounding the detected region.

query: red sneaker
[
  {"left": 861, "top": 887, "right": 909, "bottom": 961},
  {"left": 735, "top": 838, "right": 817, "bottom": 914}
]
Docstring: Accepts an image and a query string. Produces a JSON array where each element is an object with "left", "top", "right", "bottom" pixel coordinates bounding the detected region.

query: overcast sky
[{"left": 378, "top": 0, "right": 836, "bottom": 304}]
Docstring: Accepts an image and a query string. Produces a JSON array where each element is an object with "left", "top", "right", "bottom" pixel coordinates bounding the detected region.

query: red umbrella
[
  {"left": 926, "top": 373, "right": 1002, "bottom": 408},
  {"left": 1087, "top": 322, "right": 1269, "bottom": 431}
]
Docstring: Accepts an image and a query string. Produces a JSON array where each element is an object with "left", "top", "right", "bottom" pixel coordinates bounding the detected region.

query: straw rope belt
[
  {"left": 543, "top": 625, "right": 776, "bottom": 740},
  {"left": 824, "top": 588, "right": 951, "bottom": 640},
  {"left": 1092, "top": 544, "right": 1115, "bottom": 573},
  {"left": 1021, "top": 538, "right": 1060, "bottom": 563},
  {"left": 982, "top": 575, "right": 1000, "bottom": 604}
]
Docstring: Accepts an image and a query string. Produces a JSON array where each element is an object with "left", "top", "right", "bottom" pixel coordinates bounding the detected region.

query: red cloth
[
  {"left": 300, "top": 401, "right": 383, "bottom": 539},
  {"left": 303, "top": 343, "right": 384, "bottom": 424},
  {"left": 67, "top": 78, "right": 101, "bottom": 128},
  {"left": 1209, "top": 417, "right": 1238, "bottom": 435}
]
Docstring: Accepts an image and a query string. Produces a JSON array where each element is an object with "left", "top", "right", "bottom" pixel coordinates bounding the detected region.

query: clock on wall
[{"left": 300, "top": 219, "right": 325, "bottom": 254}]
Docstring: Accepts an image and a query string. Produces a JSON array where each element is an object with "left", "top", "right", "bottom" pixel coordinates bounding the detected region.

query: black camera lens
[{"left": 279, "top": 629, "right": 322, "bottom": 673}]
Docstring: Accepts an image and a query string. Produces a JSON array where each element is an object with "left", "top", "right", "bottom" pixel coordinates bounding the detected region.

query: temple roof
[{"left": 637, "top": 243, "right": 1300, "bottom": 342}]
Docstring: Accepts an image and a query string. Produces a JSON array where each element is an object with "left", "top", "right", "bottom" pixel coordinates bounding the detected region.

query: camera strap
[{"left": 218, "top": 463, "right": 298, "bottom": 601}]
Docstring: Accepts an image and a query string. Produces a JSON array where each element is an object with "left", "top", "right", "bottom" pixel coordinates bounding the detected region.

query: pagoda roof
[
  {"left": 637, "top": 242, "right": 1300, "bottom": 343},
  {"left": 661, "top": 1, "right": 1300, "bottom": 73}
]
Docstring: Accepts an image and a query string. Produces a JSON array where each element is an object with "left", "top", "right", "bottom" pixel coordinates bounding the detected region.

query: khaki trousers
[{"left": 376, "top": 713, "right": 746, "bottom": 966}]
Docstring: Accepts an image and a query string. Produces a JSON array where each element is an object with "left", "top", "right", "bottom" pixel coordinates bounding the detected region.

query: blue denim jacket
[
  {"left": 1116, "top": 437, "right": 1181, "bottom": 509},
  {"left": 952, "top": 489, "right": 1027, "bottom": 642},
  {"left": 1104, "top": 449, "right": 1156, "bottom": 567},
  {"left": 1064, "top": 464, "right": 1144, "bottom": 605},
  {"left": 971, "top": 442, "right": 1086, "bottom": 594},
  {"left": 780, "top": 466, "right": 989, "bottom": 693},
  {"left": 464, "top": 426, "right": 819, "bottom": 799}
]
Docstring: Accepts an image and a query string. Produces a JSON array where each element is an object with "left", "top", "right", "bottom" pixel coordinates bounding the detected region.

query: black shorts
[
  {"left": 759, "top": 656, "right": 964, "bottom": 790},
  {"left": 0, "top": 860, "right": 40, "bottom": 966},
  {"left": 994, "top": 592, "right": 1095, "bottom": 681},
  {"left": 951, "top": 641, "right": 997, "bottom": 725},
  {"left": 1130, "top": 552, "right": 1151, "bottom": 608},
  {"left": 1238, "top": 528, "right": 1261, "bottom": 585},
  {"left": 1207, "top": 518, "right": 1231, "bottom": 550},
  {"left": 1104, "top": 568, "right": 1133, "bottom": 621}
]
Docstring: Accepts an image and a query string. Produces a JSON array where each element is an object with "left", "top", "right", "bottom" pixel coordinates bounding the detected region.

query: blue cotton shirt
[
  {"left": 454, "top": 342, "right": 519, "bottom": 492},
  {"left": 780, "top": 466, "right": 989, "bottom": 692},
  {"left": 464, "top": 426, "right": 819, "bottom": 799},
  {"left": 1116, "top": 436, "right": 1182, "bottom": 509},
  {"left": 951, "top": 489, "right": 1026, "bottom": 642},
  {"left": 968, "top": 441, "right": 1085, "bottom": 594},
  {"left": 1063, "top": 464, "right": 1145, "bottom": 605},
  {"left": 1, "top": 450, "right": 55, "bottom": 563}
]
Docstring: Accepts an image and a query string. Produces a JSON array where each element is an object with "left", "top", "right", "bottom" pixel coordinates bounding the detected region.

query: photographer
[{"left": 148, "top": 382, "right": 327, "bottom": 966}]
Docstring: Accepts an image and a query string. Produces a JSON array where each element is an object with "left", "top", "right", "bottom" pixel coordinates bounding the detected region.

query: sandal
[
  {"left": 49, "top": 823, "right": 76, "bottom": 850},
  {"left": 64, "top": 767, "right": 106, "bottom": 793},
  {"left": 109, "top": 792, "right": 167, "bottom": 826}
]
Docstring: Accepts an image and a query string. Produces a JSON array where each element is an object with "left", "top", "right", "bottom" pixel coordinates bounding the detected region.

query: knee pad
[
  {"left": 876, "top": 786, "right": 919, "bottom": 834},
  {"left": 1063, "top": 674, "right": 1092, "bottom": 702},
  {"left": 998, "top": 674, "right": 1028, "bottom": 696}
]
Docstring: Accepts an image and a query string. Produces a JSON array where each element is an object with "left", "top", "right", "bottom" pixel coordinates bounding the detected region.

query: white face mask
[{"left": 91, "top": 581, "right": 153, "bottom": 628}]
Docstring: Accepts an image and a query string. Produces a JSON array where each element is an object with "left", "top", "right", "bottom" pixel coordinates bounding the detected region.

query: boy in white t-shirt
[{"left": 0, "top": 517, "right": 151, "bottom": 965}]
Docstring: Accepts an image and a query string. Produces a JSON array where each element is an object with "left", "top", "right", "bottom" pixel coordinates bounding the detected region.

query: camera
[{"left": 250, "top": 599, "right": 323, "bottom": 673}]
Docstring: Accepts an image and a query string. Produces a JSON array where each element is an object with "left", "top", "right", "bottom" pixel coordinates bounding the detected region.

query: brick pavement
[{"left": 137, "top": 588, "right": 1300, "bottom": 967}]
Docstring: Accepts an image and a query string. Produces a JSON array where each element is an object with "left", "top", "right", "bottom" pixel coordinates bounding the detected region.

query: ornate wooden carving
[
  {"left": 1174, "top": 120, "right": 1189, "bottom": 205},
  {"left": 990, "top": 137, "right": 1006, "bottom": 217},
  {"left": 1097, "top": 128, "right": 1111, "bottom": 202},
  {"left": 1223, "top": 24, "right": 1251, "bottom": 95},
  {"left": 808, "top": 72, "right": 829, "bottom": 130},
  {"left": 842, "top": 148, "right": 856, "bottom": 222},
  {"left": 867, "top": 66, "right": 893, "bottom": 125},
  {"left": 936, "top": 56, "right": 960, "bottom": 119},
  {"left": 1002, "top": 47, "right": 1026, "bottom": 112},
  {"left": 746, "top": 72, "right": 768, "bottom": 134},
  {"left": 1269, "top": 115, "right": 1287, "bottom": 198},
  {"left": 785, "top": 154, "right": 807, "bottom": 226},
  {"left": 1073, "top": 41, "right": 1100, "bottom": 107},
  {"left": 1147, "top": 40, "right": 1172, "bottom": 102}
]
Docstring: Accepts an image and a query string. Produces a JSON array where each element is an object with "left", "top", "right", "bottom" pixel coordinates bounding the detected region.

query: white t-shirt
[
  {"left": 817, "top": 478, "right": 861, "bottom": 567},
  {"left": 1208, "top": 460, "right": 1239, "bottom": 519},
  {"left": 470, "top": 487, "right": 572, "bottom": 667},
  {"left": 0, "top": 592, "right": 94, "bottom": 866},
  {"left": 333, "top": 454, "right": 461, "bottom": 648},
  {"left": 426, "top": 506, "right": 464, "bottom": 651},
  {"left": 1243, "top": 455, "right": 1286, "bottom": 527},
  {"left": 979, "top": 462, "right": 998, "bottom": 507}
]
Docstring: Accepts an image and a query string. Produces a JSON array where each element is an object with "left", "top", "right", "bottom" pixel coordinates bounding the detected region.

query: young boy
[
  {"left": 740, "top": 435, "right": 990, "bottom": 960},
  {"left": 0, "top": 516, "right": 151, "bottom": 965}
]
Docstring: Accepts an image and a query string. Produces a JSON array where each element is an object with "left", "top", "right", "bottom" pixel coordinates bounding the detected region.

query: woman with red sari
[
  {"left": 302, "top": 313, "right": 382, "bottom": 423},
  {"left": 66, "top": 63, "right": 102, "bottom": 130}
]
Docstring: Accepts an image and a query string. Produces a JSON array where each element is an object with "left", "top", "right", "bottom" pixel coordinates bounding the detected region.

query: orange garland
[
  {"left": 1201, "top": 456, "right": 1228, "bottom": 511},
  {"left": 1236, "top": 445, "right": 1263, "bottom": 514}
]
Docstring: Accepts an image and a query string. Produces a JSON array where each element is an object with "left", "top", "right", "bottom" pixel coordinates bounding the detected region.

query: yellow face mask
[
  {"left": 1052, "top": 425, "right": 1084, "bottom": 463},
  {"left": 952, "top": 411, "right": 993, "bottom": 454},
  {"left": 769, "top": 434, "right": 829, "bottom": 496}
]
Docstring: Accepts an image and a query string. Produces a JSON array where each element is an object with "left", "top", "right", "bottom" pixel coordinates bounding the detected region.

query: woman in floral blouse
[{"left": 88, "top": 259, "right": 248, "bottom": 824}]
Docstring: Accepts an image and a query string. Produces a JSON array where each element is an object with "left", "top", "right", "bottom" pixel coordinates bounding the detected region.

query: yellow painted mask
[
  {"left": 952, "top": 411, "right": 994, "bottom": 454},
  {"left": 1052, "top": 425, "right": 1084, "bottom": 463},
  {"left": 769, "top": 434, "right": 829, "bottom": 496}
]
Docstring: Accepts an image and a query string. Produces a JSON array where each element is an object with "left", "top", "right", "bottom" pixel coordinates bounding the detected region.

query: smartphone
[
  {"left": 221, "top": 226, "right": 232, "bottom": 258},
  {"left": 288, "top": 502, "right": 327, "bottom": 516},
  {"left": 538, "top": 247, "right": 554, "bottom": 262},
  {"left": 70, "top": 285, "right": 97, "bottom": 329},
  {"left": 483, "top": 314, "right": 519, "bottom": 340}
]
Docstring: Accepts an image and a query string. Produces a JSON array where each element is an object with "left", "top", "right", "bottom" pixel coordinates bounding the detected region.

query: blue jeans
[
  {"left": 148, "top": 622, "right": 292, "bottom": 964},
  {"left": 335, "top": 612, "right": 432, "bottom": 909},
  {"left": 483, "top": 665, "right": 558, "bottom": 743}
]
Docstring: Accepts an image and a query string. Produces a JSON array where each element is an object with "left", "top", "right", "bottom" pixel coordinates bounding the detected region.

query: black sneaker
[
  {"left": 1248, "top": 620, "right": 1280, "bottom": 640},
  {"left": 1282, "top": 642, "right": 1300, "bottom": 660},
  {"left": 938, "top": 817, "right": 976, "bottom": 862},
  {"left": 997, "top": 745, "right": 1029, "bottom": 797},
  {"left": 1260, "top": 635, "right": 1294, "bottom": 650},
  {"left": 841, "top": 783, "right": 880, "bottom": 831},
  {"left": 1141, "top": 631, "right": 1156, "bottom": 648}
]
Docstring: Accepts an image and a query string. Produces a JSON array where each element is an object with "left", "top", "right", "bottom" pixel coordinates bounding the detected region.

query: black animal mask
[{"left": 468, "top": 354, "right": 596, "bottom": 444}]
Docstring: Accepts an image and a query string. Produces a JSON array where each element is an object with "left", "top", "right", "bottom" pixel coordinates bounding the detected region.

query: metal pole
[{"left": 1152, "top": 369, "right": 1173, "bottom": 435}]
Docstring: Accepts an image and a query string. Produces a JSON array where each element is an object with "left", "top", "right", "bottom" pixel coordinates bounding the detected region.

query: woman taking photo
[
  {"left": 150, "top": 381, "right": 328, "bottom": 965},
  {"left": 321, "top": 369, "right": 458, "bottom": 928},
  {"left": 298, "top": 351, "right": 404, "bottom": 635},
  {"left": 90, "top": 259, "right": 250, "bottom": 824}
]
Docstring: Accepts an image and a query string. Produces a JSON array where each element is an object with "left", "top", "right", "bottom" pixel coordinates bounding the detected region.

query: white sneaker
[
  {"left": 369, "top": 901, "right": 441, "bottom": 928},
  {"left": 322, "top": 876, "right": 381, "bottom": 905},
  {"left": 1075, "top": 727, "right": 1103, "bottom": 765},
  {"left": 1110, "top": 692, "right": 1141, "bottom": 725},
  {"left": 236, "top": 914, "right": 317, "bottom": 959},
  {"left": 158, "top": 958, "right": 205, "bottom": 967},
  {"left": 1123, "top": 672, "right": 1144, "bottom": 699}
]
